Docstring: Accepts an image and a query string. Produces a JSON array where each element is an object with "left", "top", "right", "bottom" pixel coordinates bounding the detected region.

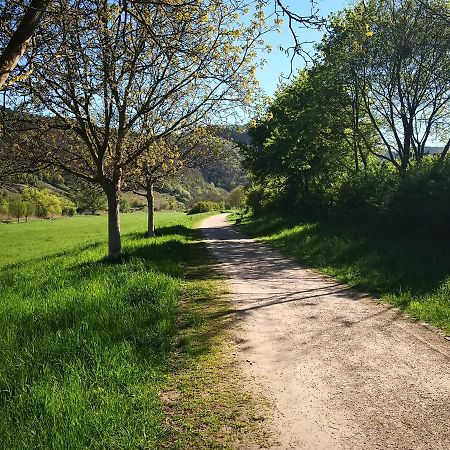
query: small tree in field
[
  {"left": 22, "top": 200, "right": 35, "bottom": 222},
  {"left": 72, "top": 180, "right": 107, "bottom": 214},
  {"left": 6, "top": 0, "right": 266, "bottom": 261},
  {"left": 128, "top": 130, "right": 225, "bottom": 237},
  {"left": 0, "top": 195, "right": 9, "bottom": 216},
  {"left": 8, "top": 196, "right": 25, "bottom": 222}
]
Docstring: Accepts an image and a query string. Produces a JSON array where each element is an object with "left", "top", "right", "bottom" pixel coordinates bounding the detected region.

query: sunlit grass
[
  {"left": 0, "top": 212, "right": 202, "bottom": 448},
  {"left": 0, "top": 211, "right": 266, "bottom": 448},
  {"left": 0, "top": 211, "right": 185, "bottom": 267}
]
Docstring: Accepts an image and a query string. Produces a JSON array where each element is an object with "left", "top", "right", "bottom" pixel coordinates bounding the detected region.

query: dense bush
[
  {"left": 247, "top": 157, "right": 450, "bottom": 234},
  {"left": 188, "top": 201, "right": 221, "bottom": 215},
  {"left": 119, "top": 198, "right": 131, "bottom": 213}
]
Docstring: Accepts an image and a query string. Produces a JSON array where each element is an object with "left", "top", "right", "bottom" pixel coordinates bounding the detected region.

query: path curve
[{"left": 201, "top": 214, "right": 450, "bottom": 450}]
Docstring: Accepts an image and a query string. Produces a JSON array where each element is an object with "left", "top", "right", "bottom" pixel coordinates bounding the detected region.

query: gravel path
[{"left": 201, "top": 214, "right": 450, "bottom": 450}]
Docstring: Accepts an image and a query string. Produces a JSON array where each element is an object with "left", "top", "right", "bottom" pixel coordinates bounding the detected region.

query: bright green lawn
[
  {"left": 0, "top": 212, "right": 264, "bottom": 449},
  {"left": 0, "top": 211, "right": 184, "bottom": 267},
  {"left": 237, "top": 214, "right": 450, "bottom": 335}
]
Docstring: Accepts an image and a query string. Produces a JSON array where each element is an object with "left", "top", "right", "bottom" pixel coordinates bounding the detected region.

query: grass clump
[{"left": 237, "top": 214, "right": 450, "bottom": 335}]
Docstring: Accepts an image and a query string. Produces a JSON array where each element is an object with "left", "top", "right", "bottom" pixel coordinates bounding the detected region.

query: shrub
[
  {"left": 63, "top": 206, "right": 76, "bottom": 217},
  {"left": 227, "top": 186, "right": 246, "bottom": 209},
  {"left": 21, "top": 187, "right": 63, "bottom": 218},
  {"left": 0, "top": 197, "right": 9, "bottom": 217},
  {"left": 119, "top": 198, "right": 131, "bottom": 213},
  {"left": 333, "top": 163, "right": 397, "bottom": 220},
  {"left": 8, "top": 197, "right": 26, "bottom": 222},
  {"left": 188, "top": 201, "right": 220, "bottom": 215}
]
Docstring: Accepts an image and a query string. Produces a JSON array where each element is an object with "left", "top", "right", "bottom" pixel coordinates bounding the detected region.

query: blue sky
[{"left": 256, "top": 0, "right": 351, "bottom": 96}]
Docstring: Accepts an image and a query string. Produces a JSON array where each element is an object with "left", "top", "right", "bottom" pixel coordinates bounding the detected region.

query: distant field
[{"left": 0, "top": 211, "right": 184, "bottom": 267}]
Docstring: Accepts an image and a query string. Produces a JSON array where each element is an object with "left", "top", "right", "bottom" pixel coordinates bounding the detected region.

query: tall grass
[{"left": 0, "top": 212, "right": 211, "bottom": 448}]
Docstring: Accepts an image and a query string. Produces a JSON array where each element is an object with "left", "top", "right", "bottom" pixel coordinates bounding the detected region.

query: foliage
[
  {"left": 73, "top": 182, "right": 107, "bottom": 214},
  {"left": 8, "top": 195, "right": 25, "bottom": 222},
  {"left": 126, "top": 130, "right": 229, "bottom": 236},
  {"left": 119, "top": 198, "right": 131, "bottom": 213},
  {"left": 243, "top": 63, "right": 358, "bottom": 214},
  {"left": 0, "top": 187, "right": 75, "bottom": 222},
  {"left": 0, "top": 194, "right": 9, "bottom": 216},
  {"left": 243, "top": 0, "right": 450, "bottom": 224},
  {"left": 198, "top": 126, "right": 248, "bottom": 191},
  {"left": 227, "top": 185, "right": 246, "bottom": 209},
  {"left": 322, "top": 0, "right": 450, "bottom": 174},
  {"left": 21, "top": 186, "right": 77, "bottom": 219},
  {"left": 188, "top": 201, "right": 222, "bottom": 215},
  {"left": 168, "top": 168, "right": 228, "bottom": 206}
]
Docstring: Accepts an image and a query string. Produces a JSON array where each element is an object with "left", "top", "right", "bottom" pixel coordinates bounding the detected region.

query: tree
[
  {"left": 326, "top": 0, "right": 450, "bottom": 176},
  {"left": 73, "top": 181, "right": 107, "bottom": 214},
  {"left": 22, "top": 200, "right": 35, "bottom": 221},
  {"left": 227, "top": 185, "right": 246, "bottom": 209},
  {"left": 6, "top": 0, "right": 266, "bottom": 261},
  {"left": 244, "top": 64, "right": 355, "bottom": 209},
  {"left": 128, "top": 130, "right": 222, "bottom": 237},
  {"left": 0, "top": 1, "right": 324, "bottom": 90},
  {"left": 130, "top": 139, "right": 182, "bottom": 237},
  {"left": 0, "top": 195, "right": 9, "bottom": 216},
  {"left": 8, "top": 196, "right": 25, "bottom": 222},
  {"left": 21, "top": 186, "right": 62, "bottom": 217},
  {"left": 0, "top": 0, "right": 51, "bottom": 90}
]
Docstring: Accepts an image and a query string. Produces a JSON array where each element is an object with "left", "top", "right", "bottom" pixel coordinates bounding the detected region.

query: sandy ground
[{"left": 201, "top": 214, "right": 450, "bottom": 450}]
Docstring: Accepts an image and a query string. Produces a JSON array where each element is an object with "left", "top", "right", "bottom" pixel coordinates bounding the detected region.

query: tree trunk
[
  {"left": 105, "top": 183, "right": 122, "bottom": 262},
  {"left": 0, "top": 0, "right": 50, "bottom": 90},
  {"left": 146, "top": 180, "right": 155, "bottom": 238}
]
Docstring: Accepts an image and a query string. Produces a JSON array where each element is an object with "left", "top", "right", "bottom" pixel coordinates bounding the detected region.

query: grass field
[
  {"left": 0, "top": 212, "right": 263, "bottom": 449},
  {"left": 0, "top": 212, "right": 187, "bottom": 267},
  {"left": 236, "top": 214, "right": 450, "bottom": 335}
]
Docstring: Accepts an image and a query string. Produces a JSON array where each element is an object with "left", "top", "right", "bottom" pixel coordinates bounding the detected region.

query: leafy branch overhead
[{"left": 0, "top": 1, "right": 324, "bottom": 90}]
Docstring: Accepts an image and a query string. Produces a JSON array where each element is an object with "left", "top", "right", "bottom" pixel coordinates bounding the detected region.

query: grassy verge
[
  {"left": 0, "top": 212, "right": 265, "bottom": 449},
  {"left": 161, "top": 261, "right": 270, "bottom": 449},
  {"left": 235, "top": 214, "right": 450, "bottom": 335}
]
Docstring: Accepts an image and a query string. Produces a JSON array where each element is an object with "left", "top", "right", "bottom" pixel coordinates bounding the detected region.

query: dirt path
[{"left": 201, "top": 214, "right": 450, "bottom": 450}]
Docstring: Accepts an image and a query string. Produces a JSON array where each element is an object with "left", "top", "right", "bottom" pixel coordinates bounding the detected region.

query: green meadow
[
  {"left": 0, "top": 212, "right": 260, "bottom": 449},
  {"left": 0, "top": 212, "right": 186, "bottom": 267}
]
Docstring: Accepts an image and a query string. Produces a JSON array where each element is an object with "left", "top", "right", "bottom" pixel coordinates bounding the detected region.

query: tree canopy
[{"left": 243, "top": 0, "right": 450, "bottom": 224}]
